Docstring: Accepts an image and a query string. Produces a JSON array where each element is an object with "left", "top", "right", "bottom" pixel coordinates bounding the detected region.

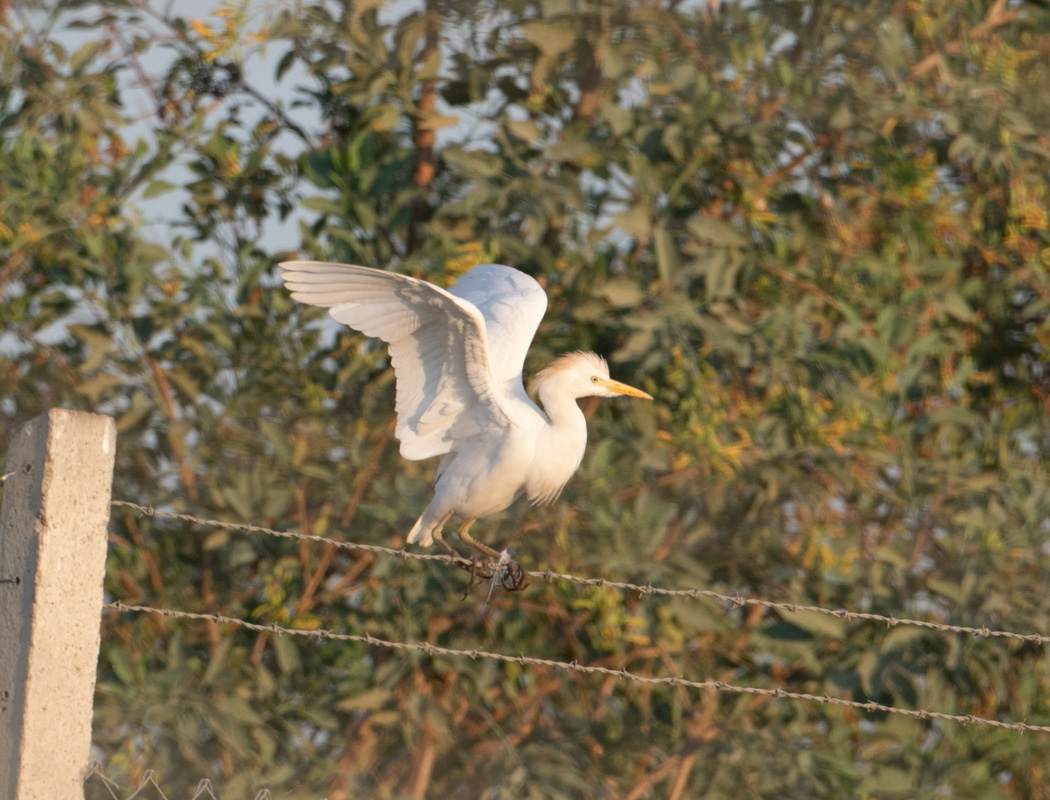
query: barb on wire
[
  {"left": 110, "top": 499, "right": 1050, "bottom": 647},
  {"left": 126, "top": 770, "right": 170, "bottom": 800},
  {"left": 84, "top": 762, "right": 121, "bottom": 800},
  {"left": 104, "top": 600, "right": 1050, "bottom": 735},
  {"left": 190, "top": 779, "right": 219, "bottom": 800}
]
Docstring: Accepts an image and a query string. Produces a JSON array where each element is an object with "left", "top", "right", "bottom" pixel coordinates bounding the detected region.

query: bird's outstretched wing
[
  {"left": 446, "top": 263, "right": 548, "bottom": 398},
  {"left": 280, "top": 261, "right": 545, "bottom": 461}
]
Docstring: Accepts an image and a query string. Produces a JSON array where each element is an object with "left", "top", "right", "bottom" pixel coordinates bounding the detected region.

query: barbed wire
[
  {"left": 103, "top": 600, "right": 1050, "bottom": 735},
  {"left": 111, "top": 500, "right": 465, "bottom": 565},
  {"left": 84, "top": 762, "right": 274, "bottom": 800},
  {"left": 110, "top": 500, "right": 1050, "bottom": 646}
]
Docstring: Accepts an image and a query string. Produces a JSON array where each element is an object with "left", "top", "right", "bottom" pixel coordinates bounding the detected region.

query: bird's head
[{"left": 535, "top": 351, "right": 653, "bottom": 401}]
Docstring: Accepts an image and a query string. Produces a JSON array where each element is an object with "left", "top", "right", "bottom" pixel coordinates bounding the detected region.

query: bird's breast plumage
[{"left": 524, "top": 416, "right": 588, "bottom": 506}]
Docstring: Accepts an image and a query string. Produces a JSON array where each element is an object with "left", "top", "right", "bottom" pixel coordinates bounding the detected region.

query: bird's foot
[
  {"left": 461, "top": 554, "right": 496, "bottom": 580},
  {"left": 459, "top": 555, "right": 496, "bottom": 598},
  {"left": 497, "top": 560, "right": 531, "bottom": 592},
  {"left": 457, "top": 554, "right": 531, "bottom": 594}
]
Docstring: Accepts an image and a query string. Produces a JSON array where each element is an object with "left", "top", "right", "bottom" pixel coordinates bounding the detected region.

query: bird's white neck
[{"left": 526, "top": 376, "right": 589, "bottom": 504}]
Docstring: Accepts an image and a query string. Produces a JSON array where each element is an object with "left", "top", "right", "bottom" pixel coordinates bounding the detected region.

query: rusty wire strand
[
  {"left": 104, "top": 600, "right": 1050, "bottom": 735},
  {"left": 110, "top": 499, "right": 1050, "bottom": 647}
]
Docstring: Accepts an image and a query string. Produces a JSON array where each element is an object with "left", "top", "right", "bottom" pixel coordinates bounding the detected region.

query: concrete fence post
[{"left": 0, "top": 409, "right": 116, "bottom": 800}]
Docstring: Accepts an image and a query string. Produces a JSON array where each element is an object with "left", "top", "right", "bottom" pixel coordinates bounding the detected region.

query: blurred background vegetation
[{"left": 4, "top": 0, "right": 1050, "bottom": 796}]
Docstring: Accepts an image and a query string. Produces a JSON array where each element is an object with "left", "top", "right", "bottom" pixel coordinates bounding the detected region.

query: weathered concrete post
[{"left": 0, "top": 409, "right": 116, "bottom": 800}]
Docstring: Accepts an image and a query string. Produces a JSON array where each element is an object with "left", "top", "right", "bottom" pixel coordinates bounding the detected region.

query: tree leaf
[
  {"left": 520, "top": 18, "right": 580, "bottom": 58},
  {"left": 687, "top": 216, "right": 746, "bottom": 246}
]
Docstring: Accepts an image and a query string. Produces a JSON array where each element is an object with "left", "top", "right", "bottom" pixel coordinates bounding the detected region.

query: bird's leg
[
  {"left": 430, "top": 518, "right": 494, "bottom": 593},
  {"left": 429, "top": 513, "right": 458, "bottom": 560},
  {"left": 458, "top": 521, "right": 531, "bottom": 592},
  {"left": 431, "top": 531, "right": 455, "bottom": 557},
  {"left": 455, "top": 520, "right": 498, "bottom": 587},
  {"left": 457, "top": 520, "right": 503, "bottom": 560}
]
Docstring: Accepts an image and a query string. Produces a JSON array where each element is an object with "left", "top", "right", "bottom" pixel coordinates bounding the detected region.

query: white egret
[{"left": 280, "top": 261, "right": 651, "bottom": 587}]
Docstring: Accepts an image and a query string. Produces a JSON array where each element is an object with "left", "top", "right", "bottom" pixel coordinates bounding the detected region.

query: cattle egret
[{"left": 280, "top": 261, "right": 652, "bottom": 587}]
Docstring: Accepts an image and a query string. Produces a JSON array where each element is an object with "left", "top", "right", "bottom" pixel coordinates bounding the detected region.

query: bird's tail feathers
[{"left": 407, "top": 514, "right": 434, "bottom": 547}]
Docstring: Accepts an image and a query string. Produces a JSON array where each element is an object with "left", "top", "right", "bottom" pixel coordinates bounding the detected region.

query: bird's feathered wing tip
[{"left": 279, "top": 260, "right": 410, "bottom": 308}]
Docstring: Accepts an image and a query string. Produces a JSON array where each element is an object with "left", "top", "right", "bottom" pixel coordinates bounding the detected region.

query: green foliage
[{"left": 6, "top": 0, "right": 1050, "bottom": 797}]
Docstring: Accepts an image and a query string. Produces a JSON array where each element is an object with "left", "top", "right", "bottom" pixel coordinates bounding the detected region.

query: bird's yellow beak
[{"left": 597, "top": 378, "right": 653, "bottom": 400}]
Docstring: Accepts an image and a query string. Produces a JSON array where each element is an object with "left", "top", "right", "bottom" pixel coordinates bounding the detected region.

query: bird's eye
[{"left": 590, "top": 376, "right": 598, "bottom": 383}]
